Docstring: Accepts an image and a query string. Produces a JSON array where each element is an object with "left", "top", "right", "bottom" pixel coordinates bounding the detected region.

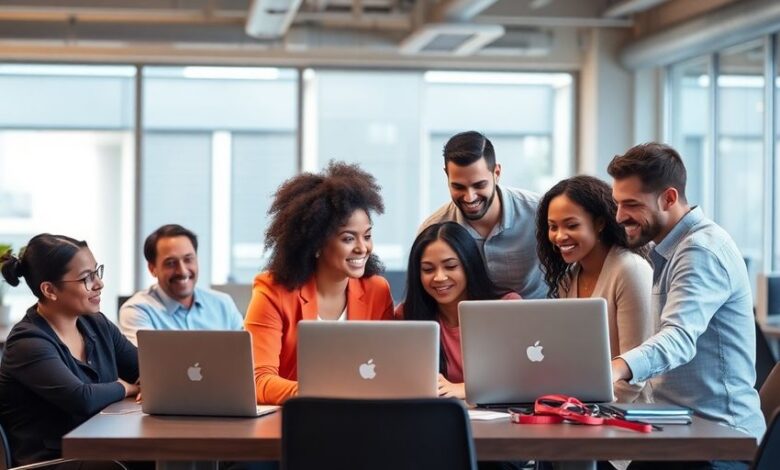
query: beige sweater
[{"left": 559, "top": 245, "right": 654, "bottom": 403}]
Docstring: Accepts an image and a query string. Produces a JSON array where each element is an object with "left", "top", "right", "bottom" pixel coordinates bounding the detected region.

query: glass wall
[
  {"left": 0, "top": 65, "right": 135, "bottom": 321},
  {"left": 308, "top": 70, "right": 574, "bottom": 271},
  {"left": 668, "top": 57, "right": 711, "bottom": 211},
  {"left": 667, "top": 35, "right": 780, "bottom": 295},
  {"left": 141, "top": 67, "right": 298, "bottom": 286},
  {"left": 0, "top": 64, "right": 574, "bottom": 321},
  {"left": 717, "top": 40, "right": 766, "bottom": 278}
]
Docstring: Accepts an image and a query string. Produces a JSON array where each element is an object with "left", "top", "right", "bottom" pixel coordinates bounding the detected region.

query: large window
[
  {"left": 0, "top": 65, "right": 135, "bottom": 321},
  {"left": 308, "top": 70, "right": 574, "bottom": 271},
  {"left": 667, "top": 36, "right": 780, "bottom": 293},
  {"left": 717, "top": 40, "right": 766, "bottom": 277},
  {"left": 668, "top": 57, "right": 711, "bottom": 211},
  {"left": 0, "top": 64, "right": 575, "bottom": 321},
  {"left": 141, "top": 67, "right": 298, "bottom": 286}
]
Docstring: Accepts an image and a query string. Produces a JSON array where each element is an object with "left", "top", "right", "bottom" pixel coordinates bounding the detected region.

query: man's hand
[{"left": 611, "top": 357, "right": 633, "bottom": 382}]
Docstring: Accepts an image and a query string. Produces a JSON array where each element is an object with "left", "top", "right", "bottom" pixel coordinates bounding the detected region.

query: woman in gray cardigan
[{"left": 536, "top": 175, "right": 653, "bottom": 404}]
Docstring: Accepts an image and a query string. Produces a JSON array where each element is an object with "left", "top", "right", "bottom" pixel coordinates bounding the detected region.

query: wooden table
[{"left": 63, "top": 400, "right": 757, "bottom": 469}]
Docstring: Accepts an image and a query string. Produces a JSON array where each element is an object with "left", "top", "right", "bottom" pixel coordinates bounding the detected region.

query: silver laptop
[
  {"left": 297, "top": 321, "right": 439, "bottom": 399},
  {"left": 459, "top": 298, "right": 613, "bottom": 405},
  {"left": 137, "top": 330, "right": 277, "bottom": 417}
]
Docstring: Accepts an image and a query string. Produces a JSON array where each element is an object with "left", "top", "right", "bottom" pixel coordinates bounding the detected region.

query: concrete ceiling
[{"left": 0, "top": 0, "right": 671, "bottom": 68}]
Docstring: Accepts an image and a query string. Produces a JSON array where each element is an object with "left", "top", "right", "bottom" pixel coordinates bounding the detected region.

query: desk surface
[{"left": 63, "top": 400, "right": 757, "bottom": 462}]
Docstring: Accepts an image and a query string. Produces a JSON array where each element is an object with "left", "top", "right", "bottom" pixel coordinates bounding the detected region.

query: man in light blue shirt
[
  {"left": 609, "top": 143, "right": 764, "bottom": 470},
  {"left": 120, "top": 224, "right": 243, "bottom": 346},
  {"left": 419, "top": 131, "right": 546, "bottom": 299}
]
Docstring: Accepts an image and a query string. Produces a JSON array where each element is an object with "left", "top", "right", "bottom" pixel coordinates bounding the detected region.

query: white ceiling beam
[
  {"left": 434, "top": 0, "right": 501, "bottom": 22},
  {"left": 603, "top": 0, "right": 670, "bottom": 19},
  {"left": 0, "top": 7, "right": 244, "bottom": 24},
  {"left": 245, "top": 0, "right": 304, "bottom": 39}
]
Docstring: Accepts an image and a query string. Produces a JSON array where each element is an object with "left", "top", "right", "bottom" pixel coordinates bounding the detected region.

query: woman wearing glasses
[
  {"left": 398, "top": 222, "right": 519, "bottom": 400},
  {"left": 536, "top": 176, "right": 653, "bottom": 404},
  {"left": 0, "top": 234, "right": 139, "bottom": 466}
]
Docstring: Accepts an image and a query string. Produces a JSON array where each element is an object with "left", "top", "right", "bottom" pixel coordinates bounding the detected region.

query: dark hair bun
[{"left": 0, "top": 251, "right": 22, "bottom": 287}]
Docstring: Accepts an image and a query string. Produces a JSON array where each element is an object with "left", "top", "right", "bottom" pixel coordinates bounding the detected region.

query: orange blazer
[{"left": 244, "top": 272, "right": 394, "bottom": 405}]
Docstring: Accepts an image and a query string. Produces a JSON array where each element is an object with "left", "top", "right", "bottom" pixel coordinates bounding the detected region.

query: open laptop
[
  {"left": 137, "top": 330, "right": 278, "bottom": 417},
  {"left": 297, "top": 320, "right": 439, "bottom": 399},
  {"left": 459, "top": 298, "right": 613, "bottom": 406}
]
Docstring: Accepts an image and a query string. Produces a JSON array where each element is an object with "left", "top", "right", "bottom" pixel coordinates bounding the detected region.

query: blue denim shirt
[
  {"left": 620, "top": 207, "right": 765, "bottom": 440},
  {"left": 119, "top": 284, "right": 244, "bottom": 346}
]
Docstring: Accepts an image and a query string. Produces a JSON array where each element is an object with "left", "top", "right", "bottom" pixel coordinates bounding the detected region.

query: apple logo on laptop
[
  {"left": 359, "top": 359, "right": 377, "bottom": 379},
  {"left": 187, "top": 363, "right": 203, "bottom": 382},
  {"left": 526, "top": 341, "right": 544, "bottom": 362}
]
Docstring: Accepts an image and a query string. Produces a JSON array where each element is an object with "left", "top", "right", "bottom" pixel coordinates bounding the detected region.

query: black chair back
[
  {"left": 755, "top": 320, "right": 777, "bottom": 391},
  {"left": 0, "top": 422, "right": 12, "bottom": 470},
  {"left": 752, "top": 409, "right": 780, "bottom": 469},
  {"left": 282, "top": 397, "right": 477, "bottom": 470}
]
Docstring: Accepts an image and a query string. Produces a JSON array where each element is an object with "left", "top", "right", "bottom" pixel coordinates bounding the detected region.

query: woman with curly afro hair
[
  {"left": 244, "top": 161, "right": 393, "bottom": 405},
  {"left": 535, "top": 175, "right": 653, "bottom": 403}
]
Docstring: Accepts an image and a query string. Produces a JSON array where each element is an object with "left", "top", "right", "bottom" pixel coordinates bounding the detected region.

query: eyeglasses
[{"left": 59, "top": 265, "right": 104, "bottom": 291}]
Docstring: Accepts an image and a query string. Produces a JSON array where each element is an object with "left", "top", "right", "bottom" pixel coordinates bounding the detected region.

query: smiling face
[
  {"left": 46, "top": 247, "right": 104, "bottom": 315},
  {"left": 419, "top": 239, "right": 468, "bottom": 309},
  {"left": 148, "top": 235, "right": 199, "bottom": 306},
  {"left": 446, "top": 158, "right": 500, "bottom": 221},
  {"left": 546, "top": 194, "right": 605, "bottom": 265},
  {"left": 317, "top": 209, "right": 373, "bottom": 280},
  {"left": 612, "top": 176, "right": 666, "bottom": 247}
]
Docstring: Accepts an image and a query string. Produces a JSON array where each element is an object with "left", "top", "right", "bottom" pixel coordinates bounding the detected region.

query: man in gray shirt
[
  {"left": 609, "top": 143, "right": 764, "bottom": 469},
  {"left": 419, "top": 131, "right": 546, "bottom": 299}
]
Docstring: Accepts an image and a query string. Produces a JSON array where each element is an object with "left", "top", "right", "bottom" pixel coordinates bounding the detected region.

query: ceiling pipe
[
  {"left": 620, "top": 0, "right": 780, "bottom": 69},
  {"left": 432, "top": 0, "right": 501, "bottom": 22},
  {"left": 602, "top": 0, "right": 669, "bottom": 19}
]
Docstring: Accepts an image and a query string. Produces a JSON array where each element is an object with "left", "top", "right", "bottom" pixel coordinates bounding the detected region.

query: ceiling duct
[
  {"left": 245, "top": 0, "right": 303, "bottom": 39},
  {"left": 435, "top": 0, "right": 501, "bottom": 22},
  {"left": 399, "top": 23, "right": 504, "bottom": 56},
  {"left": 479, "top": 28, "right": 552, "bottom": 57}
]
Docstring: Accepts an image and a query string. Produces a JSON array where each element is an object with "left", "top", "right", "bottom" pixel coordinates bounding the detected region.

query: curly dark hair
[
  {"left": 264, "top": 161, "right": 385, "bottom": 290},
  {"left": 535, "top": 175, "right": 647, "bottom": 298}
]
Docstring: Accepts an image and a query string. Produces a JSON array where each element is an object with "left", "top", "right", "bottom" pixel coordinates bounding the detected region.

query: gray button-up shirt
[
  {"left": 420, "top": 185, "right": 546, "bottom": 299},
  {"left": 620, "top": 207, "right": 765, "bottom": 439}
]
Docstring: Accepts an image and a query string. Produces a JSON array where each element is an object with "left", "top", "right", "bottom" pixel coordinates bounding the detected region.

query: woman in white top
[{"left": 536, "top": 175, "right": 653, "bottom": 403}]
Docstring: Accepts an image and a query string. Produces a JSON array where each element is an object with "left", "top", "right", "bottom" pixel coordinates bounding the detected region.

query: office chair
[
  {"left": 0, "top": 422, "right": 74, "bottom": 470},
  {"left": 0, "top": 422, "right": 128, "bottom": 470},
  {"left": 760, "top": 362, "right": 780, "bottom": 424},
  {"left": 755, "top": 319, "right": 777, "bottom": 391},
  {"left": 281, "top": 397, "right": 477, "bottom": 470},
  {"left": 751, "top": 409, "right": 780, "bottom": 469}
]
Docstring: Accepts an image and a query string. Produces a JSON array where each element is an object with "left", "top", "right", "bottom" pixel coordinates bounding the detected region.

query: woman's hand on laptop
[
  {"left": 118, "top": 378, "right": 140, "bottom": 398},
  {"left": 438, "top": 374, "right": 466, "bottom": 399}
]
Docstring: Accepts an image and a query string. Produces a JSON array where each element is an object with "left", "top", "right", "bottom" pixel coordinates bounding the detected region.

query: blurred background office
[{"left": 0, "top": 0, "right": 778, "bottom": 324}]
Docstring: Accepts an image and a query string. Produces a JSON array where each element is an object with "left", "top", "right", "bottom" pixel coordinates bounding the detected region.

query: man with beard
[
  {"left": 120, "top": 224, "right": 243, "bottom": 345},
  {"left": 419, "top": 131, "right": 546, "bottom": 299},
  {"left": 609, "top": 143, "right": 764, "bottom": 469}
]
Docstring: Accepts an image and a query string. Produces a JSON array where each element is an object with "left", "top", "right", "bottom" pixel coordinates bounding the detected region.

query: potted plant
[{"left": 0, "top": 243, "right": 11, "bottom": 326}]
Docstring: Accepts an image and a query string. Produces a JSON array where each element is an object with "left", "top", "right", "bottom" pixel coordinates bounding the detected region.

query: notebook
[
  {"left": 459, "top": 298, "right": 613, "bottom": 406},
  {"left": 137, "top": 330, "right": 278, "bottom": 417},
  {"left": 602, "top": 403, "right": 693, "bottom": 424},
  {"left": 297, "top": 320, "right": 439, "bottom": 399}
]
